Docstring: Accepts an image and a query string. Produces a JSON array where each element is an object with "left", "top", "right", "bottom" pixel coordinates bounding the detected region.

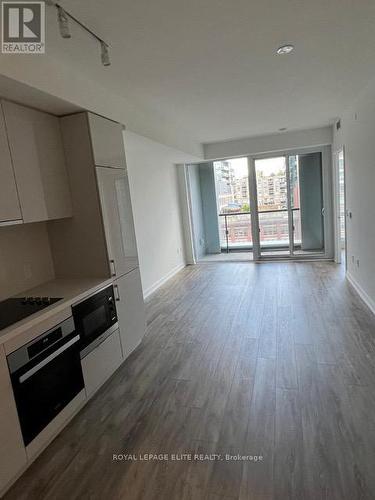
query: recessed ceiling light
[{"left": 276, "top": 44, "right": 294, "bottom": 55}]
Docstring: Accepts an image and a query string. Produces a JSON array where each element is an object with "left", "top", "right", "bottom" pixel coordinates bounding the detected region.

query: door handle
[
  {"left": 321, "top": 207, "right": 325, "bottom": 216},
  {"left": 110, "top": 259, "right": 116, "bottom": 277},
  {"left": 114, "top": 284, "right": 120, "bottom": 302}
]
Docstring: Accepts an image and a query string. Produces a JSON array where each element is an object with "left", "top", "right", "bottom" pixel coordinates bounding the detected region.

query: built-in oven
[
  {"left": 7, "top": 316, "right": 84, "bottom": 446},
  {"left": 72, "top": 285, "right": 118, "bottom": 358}
]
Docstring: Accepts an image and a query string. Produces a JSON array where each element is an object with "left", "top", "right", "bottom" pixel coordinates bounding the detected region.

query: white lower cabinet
[
  {"left": 81, "top": 329, "right": 123, "bottom": 398},
  {"left": 114, "top": 268, "right": 146, "bottom": 359},
  {"left": 0, "top": 346, "right": 27, "bottom": 494}
]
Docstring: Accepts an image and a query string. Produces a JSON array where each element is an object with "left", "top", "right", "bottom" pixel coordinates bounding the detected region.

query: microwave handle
[
  {"left": 109, "top": 259, "right": 117, "bottom": 277},
  {"left": 114, "top": 284, "right": 121, "bottom": 302}
]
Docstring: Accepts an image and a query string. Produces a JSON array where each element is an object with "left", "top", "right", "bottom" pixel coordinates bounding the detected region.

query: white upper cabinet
[
  {"left": 2, "top": 100, "right": 72, "bottom": 223},
  {"left": 96, "top": 166, "right": 139, "bottom": 278},
  {"left": 88, "top": 113, "right": 126, "bottom": 169},
  {"left": 0, "top": 103, "right": 21, "bottom": 224},
  {"left": 114, "top": 268, "right": 146, "bottom": 359}
]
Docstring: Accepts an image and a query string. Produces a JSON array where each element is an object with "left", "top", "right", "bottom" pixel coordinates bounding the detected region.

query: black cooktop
[{"left": 0, "top": 297, "right": 62, "bottom": 331}]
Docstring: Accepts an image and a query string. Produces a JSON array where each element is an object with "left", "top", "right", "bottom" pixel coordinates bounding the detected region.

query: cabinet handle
[
  {"left": 110, "top": 259, "right": 117, "bottom": 277},
  {"left": 114, "top": 284, "right": 120, "bottom": 302}
]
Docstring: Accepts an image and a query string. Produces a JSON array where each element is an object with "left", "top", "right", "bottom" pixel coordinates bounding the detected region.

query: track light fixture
[
  {"left": 276, "top": 44, "right": 295, "bottom": 55},
  {"left": 57, "top": 6, "right": 71, "bottom": 39},
  {"left": 100, "top": 41, "right": 111, "bottom": 66},
  {"left": 49, "top": 2, "right": 111, "bottom": 67}
]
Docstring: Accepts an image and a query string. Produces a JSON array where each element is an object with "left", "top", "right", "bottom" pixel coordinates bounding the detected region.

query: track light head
[
  {"left": 51, "top": 2, "right": 112, "bottom": 66},
  {"left": 57, "top": 6, "right": 71, "bottom": 39},
  {"left": 100, "top": 41, "right": 111, "bottom": 66}
]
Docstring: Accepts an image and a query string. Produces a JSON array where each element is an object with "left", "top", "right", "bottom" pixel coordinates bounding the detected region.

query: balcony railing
[
  {"left": 219, "top": 212, "right": 252, "bottom": 253},
  {"left": 219, "top": 209, "right": 302, "bottom": 253}
]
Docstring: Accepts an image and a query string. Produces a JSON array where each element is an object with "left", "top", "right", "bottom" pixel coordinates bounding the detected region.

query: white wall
[
  {"left": 204, "top": 126, "right": 332, "bottom": 160},
  {"left": 187, "top": 165, "right": 206, "bottom": 259},
  {"left": 124, "top": 131, "right": 200, "bottom": 297},
  {"left": 333, "top": 77, "right": 375, "bottom": 311}
]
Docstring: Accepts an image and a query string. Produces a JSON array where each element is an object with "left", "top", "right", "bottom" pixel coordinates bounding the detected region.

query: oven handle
[{"left": 18, "top": 335, "right": 80, "bottom": 384}]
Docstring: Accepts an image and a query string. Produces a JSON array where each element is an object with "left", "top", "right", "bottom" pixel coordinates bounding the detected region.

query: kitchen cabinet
[
  {"left": 88, "top": 113, "right": 126, "bottom": 169},
  {"left": 96, "top": 166, "right": 138, "bottom": 278},
  {"left": 114, "top": 268, "right": 146, "bottom": 359},
  {"left": 2, "top": 100, "right": 72, "bottom": 223},
  {"left": 0, "top": 103, "right": 22, "bottom": 224},
  {"left": 0, "top": 345, "right": 27, "bottom": 494},
  {"left": 81, "top": 329, "right": 123, "bottom": 398}
]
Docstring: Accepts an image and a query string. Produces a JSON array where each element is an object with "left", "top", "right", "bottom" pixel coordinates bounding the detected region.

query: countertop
[{"left": 0, "top": 277, "right": 112, "bottom": 345}]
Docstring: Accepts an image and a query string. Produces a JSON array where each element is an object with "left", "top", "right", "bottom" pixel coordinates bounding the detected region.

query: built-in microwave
[{"left": 72, "top": 285, "right": 118, "bottom": 358}]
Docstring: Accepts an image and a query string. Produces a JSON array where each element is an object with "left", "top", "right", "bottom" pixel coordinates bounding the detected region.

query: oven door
[
  {"left": 72, "top": 286, "right": 117, "bottom": 351},
  {"left": 10, "top": 332, "right": 84, "bottom": 446}
]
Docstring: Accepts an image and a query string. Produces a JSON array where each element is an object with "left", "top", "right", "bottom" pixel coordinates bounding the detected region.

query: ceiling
[{"left": 52, "top": 0, "right": 375, "bottom": 145}]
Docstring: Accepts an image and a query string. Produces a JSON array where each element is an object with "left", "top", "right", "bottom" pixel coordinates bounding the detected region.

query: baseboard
[
  {"left": 143, "top": 262, "right": 186, "bottom": 299},
  {"left": 346, "top": 272, "right": 375, "bottom": 316}
]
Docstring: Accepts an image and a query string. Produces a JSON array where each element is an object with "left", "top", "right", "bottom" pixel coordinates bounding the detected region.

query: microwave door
[{"left": 72, "top": 286, "right": 117, "bottom": 350}]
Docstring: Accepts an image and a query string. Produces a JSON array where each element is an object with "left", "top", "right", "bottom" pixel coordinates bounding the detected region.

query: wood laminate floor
[
  {"left": 198, "top": 252, "right": 253, "bottom": 262},
  {"left": 5, "top": 261, "right": 375, "bottom": 500}
]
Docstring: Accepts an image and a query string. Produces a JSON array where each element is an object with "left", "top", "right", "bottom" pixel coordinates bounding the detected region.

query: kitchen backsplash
[{"left": 0, "top": 222, "right": 55, "bottom": 301}]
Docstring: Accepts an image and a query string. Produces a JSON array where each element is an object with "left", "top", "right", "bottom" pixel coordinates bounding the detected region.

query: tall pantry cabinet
[{"left": 50, "top": 112, "right": 146, "bottom": 361}]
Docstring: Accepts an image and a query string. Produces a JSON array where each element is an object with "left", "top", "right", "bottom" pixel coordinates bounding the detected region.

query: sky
[
  {"left": 254, "top": 157, "right": 286, "bottom": 176},
  {"left": 214, "top": 157, "right": 248, "bottom": 178},
  {"left": 214, "top": 156, "right": 286, "bottom": 178}
]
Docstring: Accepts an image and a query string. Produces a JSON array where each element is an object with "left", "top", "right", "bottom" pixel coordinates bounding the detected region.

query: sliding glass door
[
  {"left": 290, "top": 153, "right": 324, "bottom": 255},
  {"left": 252, "top": 152, "right": 325, "bottom": 259},
  {"left": 214, "top": 158, "right": 253, "bottom": 256},
  {"left": 254, "top": 157, "right": 290, "bottom": 256}
]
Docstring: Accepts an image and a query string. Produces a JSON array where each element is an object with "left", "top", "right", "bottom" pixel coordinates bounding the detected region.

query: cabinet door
[
  {"left": 114, "top": 268, "right": 146, "bottom": 359},
  {"left": 81, "top": 329, "right": 123, "bottom": 398},
  {"left": 0, "top": 345, "right": 27, "bottom": 493},
  {"left": 0, "top": 103, "right": 21, "bottom": 223},
  {"left": 88, "top": 113, "right": 126, "bottom": 168},
  {"left": 2, "top": 100, "right": 72, "bottom": 223},
  {"left": 96, "top": 167, "right": 139, "bottom": 278}
]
